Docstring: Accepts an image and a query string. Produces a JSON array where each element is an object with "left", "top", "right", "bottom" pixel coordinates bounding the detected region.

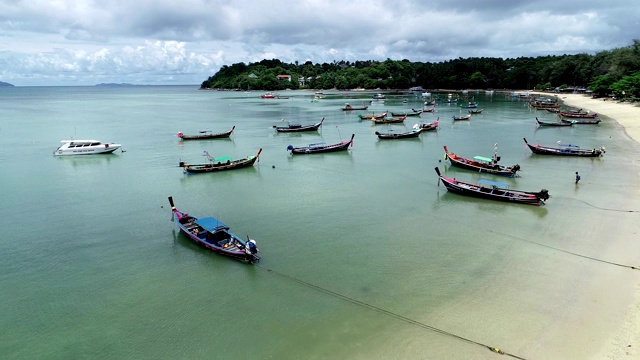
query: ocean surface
[{"left": 1, "top": 86, "right": 640, "bottom": 359}]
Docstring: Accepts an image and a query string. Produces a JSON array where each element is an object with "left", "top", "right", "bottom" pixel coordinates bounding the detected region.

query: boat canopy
[
  {"left": 473, "top": 156, "right": 493, "bottom": 163},
  {"left": 214, "top": 155, "right": 233, "bottom": 162},
  {"left": 195, "top": 217, "right": 229, "bottom": 232},
  {"left": 478, "top": 179, "right": 508, "bottom": 188}
]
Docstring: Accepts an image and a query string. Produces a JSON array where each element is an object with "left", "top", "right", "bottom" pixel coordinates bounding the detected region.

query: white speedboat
[{"left": 53, "top": 140, "right": 122, "bottom": 156}]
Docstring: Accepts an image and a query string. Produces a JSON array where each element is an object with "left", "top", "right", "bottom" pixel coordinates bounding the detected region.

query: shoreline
[
  {"left": 530, "top": 91, "right": 640, "bottom": 143},
  {"left": 531, "top": 91, "right": 640, "bottom": 359}
]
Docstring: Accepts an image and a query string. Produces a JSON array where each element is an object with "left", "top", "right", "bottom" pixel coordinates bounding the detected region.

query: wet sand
[{"left": 532, "top": 91, "right": 640, "bottom": 359}]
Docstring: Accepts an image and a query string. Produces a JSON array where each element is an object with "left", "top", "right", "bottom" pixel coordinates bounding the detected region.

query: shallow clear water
[{"left": 1, "top": 86, "right": 639, "bottom": 359}]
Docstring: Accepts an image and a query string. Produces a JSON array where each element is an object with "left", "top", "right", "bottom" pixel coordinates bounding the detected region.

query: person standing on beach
[{"left": 575, "top": 171, "right": 581, "bottom": 184}]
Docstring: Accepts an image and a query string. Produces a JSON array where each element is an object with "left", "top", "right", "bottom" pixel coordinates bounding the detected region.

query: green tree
[{"left": 589, "top": 74, "right": 617, "bottom": 96}]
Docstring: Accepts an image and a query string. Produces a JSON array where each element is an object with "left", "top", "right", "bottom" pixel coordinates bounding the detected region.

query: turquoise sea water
[{"left": 1, "top": 86, "right": 640, "bottom": 359}]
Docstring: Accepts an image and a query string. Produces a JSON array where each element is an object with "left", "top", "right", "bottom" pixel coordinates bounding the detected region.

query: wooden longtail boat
[
  {"left": 273, "top": 118, "right": 324, "bottom": 132},
  {"left": 168, "top": 197, "right": 260, "bottom": 263},
  {"left": 434, "top": 167, "right": 549, "bottom": 206},
  {"left": 178, "top": 126, "right": 235, "bottom": 140},
  {"left": 341, "top": 103, "right": 369, "bottom": 111},
  {"left": 415, "top": 118, "right": 439, "bottom": 132},
  {"left": 443, "top": 146, "right": 521, "bottom": 177},
  {"left": 374, "top": 129, "right": 421, "bottom": 139},
  {"left": 372, "top": 115, "right": 407, "bottom": 124},
  {"left": 287, "top": 134, "right": 355, "bottom": 154},
  {"left": 416, "top": 107, "right": 435, "bottom": 113},
  {"left": 452, "top": 114, "right": 472, "bottom": 121},
  {"left": 523, "top": 138, "right": 605, "bottom": 157},
  {"left": 529, "top": 101, "right": 559, "bottom": 109},
  {"left": 358, "top": 112, "right": 388, "bottom": 120},
  {"left": 535, "top": 117, "right": 572, "bottom": 127},
  {"left": 179, "top": 148, "right": 262, "bottom": 173},
  {"left": 390, "top": 110, "right": 421, "bottom": 117},
  {"left": 559, "top": 111, "right": 598, "bottom": 118},
  {"left": 560, "top": 118, "right": 602, "bottom": 125},
  {"left": 468, "top": 108, "right": 484, "bottom": 114}
]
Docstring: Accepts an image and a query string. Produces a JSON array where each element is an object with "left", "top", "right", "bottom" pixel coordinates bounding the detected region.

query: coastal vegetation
[{"left": 201, "top": 40, "right": 640, "bottom": 99}]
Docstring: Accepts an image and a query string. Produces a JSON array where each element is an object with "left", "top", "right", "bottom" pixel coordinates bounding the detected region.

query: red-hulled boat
[{"left": 443, "top": 145, "right": 521, "bottom": 177}]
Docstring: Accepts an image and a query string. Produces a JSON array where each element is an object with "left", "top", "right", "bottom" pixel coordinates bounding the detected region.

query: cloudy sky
[{"left": 1, "top": 0, "right": 638, "bottom": 86}]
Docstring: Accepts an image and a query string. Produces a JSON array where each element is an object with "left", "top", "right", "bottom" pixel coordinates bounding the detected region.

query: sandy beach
[
  {"left": 535, "top": 92, "right": 640, "bottom": 143},
  {"left": 531, "top": 91, "right": 640, "bottom": 359}
]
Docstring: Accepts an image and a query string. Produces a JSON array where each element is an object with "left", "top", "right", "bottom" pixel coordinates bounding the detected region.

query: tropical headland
[{"left": 200, "top": 40, "right": 640, "bottom": 103}]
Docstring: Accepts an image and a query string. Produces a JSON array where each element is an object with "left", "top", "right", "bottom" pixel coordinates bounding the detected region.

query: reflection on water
[
  {"left": 55, "top": 153, "right": 121, "bottom": 165},
  {"left": 2, "top": 87, "right": 638, "bottom": 359}
]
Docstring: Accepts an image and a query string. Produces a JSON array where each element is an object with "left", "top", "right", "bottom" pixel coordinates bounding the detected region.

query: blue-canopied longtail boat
[{"left": 168, "top": 197, "right": 259, "bottom": 263}]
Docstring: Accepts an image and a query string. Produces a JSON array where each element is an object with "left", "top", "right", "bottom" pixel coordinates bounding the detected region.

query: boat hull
[
  {"left": 535, "top": 117, "right": 572, "bottom": 126},
  {"left": 372, "top": 115, "right": 406, "bottom": 124},
  {"left": 375, "top": 130, "right": 421, "bottom": 139},
  {"left": 181, "top": 149, "right": 262, "bottom": 173},
  {"left": 54, "top": 141, "right": 121, "bottom": 156},
  {"left": 169, "top": 197, "right": 259, "bottom": 263},
  {"left": 444, "top": 146, "right": 520, "bottom": 177},
  {"left": 523, "top": 138, "right": 604, "bottom": 157},
  {"left": 178, "top": 126, "right": 235, "bottom": 140},
  {"left": 274, "top": 119, "right": 323, "bottom": 132},
  {"left": 289, "top": 135, "right": 354, "bottom": 154},
  {"left": 435, "top": 168, "right": 547, "bottom": 206}
]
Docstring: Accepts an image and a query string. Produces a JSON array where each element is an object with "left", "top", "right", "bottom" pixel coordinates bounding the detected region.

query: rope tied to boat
[
  {"left": 256, "top": 264, "right": 528, "bottom": 359},
  {"left": 489, "top": 230, "right": 640, "bottom": 271},
  {"left": 553, "top": 196, "right": 640, "bottom": 213}
]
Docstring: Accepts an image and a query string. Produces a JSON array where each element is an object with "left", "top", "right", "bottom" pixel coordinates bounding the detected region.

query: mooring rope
[
  {"left": 489, "top": 230, "right": 639, "bottom": 271},
  {"left": 553, "top": 196, "right": 640, "bottom": 213},
  {"left": 255, "top": 263, "right": 527, "bottom": 359}
]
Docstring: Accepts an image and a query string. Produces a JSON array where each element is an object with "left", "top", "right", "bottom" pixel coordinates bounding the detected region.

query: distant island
[
  {"left": 0, "top": 81, "right": 15, "bottom": 87},
  {"left": 95, "top": 83, "right": 136, "bottom": 87}
]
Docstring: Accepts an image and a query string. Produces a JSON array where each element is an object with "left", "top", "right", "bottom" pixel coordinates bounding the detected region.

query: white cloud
[{"left": 0, "top": 0, "right": 639, "bottom": 85}]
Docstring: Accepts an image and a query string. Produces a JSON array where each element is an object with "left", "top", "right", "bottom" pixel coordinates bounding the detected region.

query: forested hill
[
  {"left": 0, "top": 81, "right": 15, "bottom": 87},
  {"left": 201, "top": 40, "right": 640, "bottom": 98}
]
